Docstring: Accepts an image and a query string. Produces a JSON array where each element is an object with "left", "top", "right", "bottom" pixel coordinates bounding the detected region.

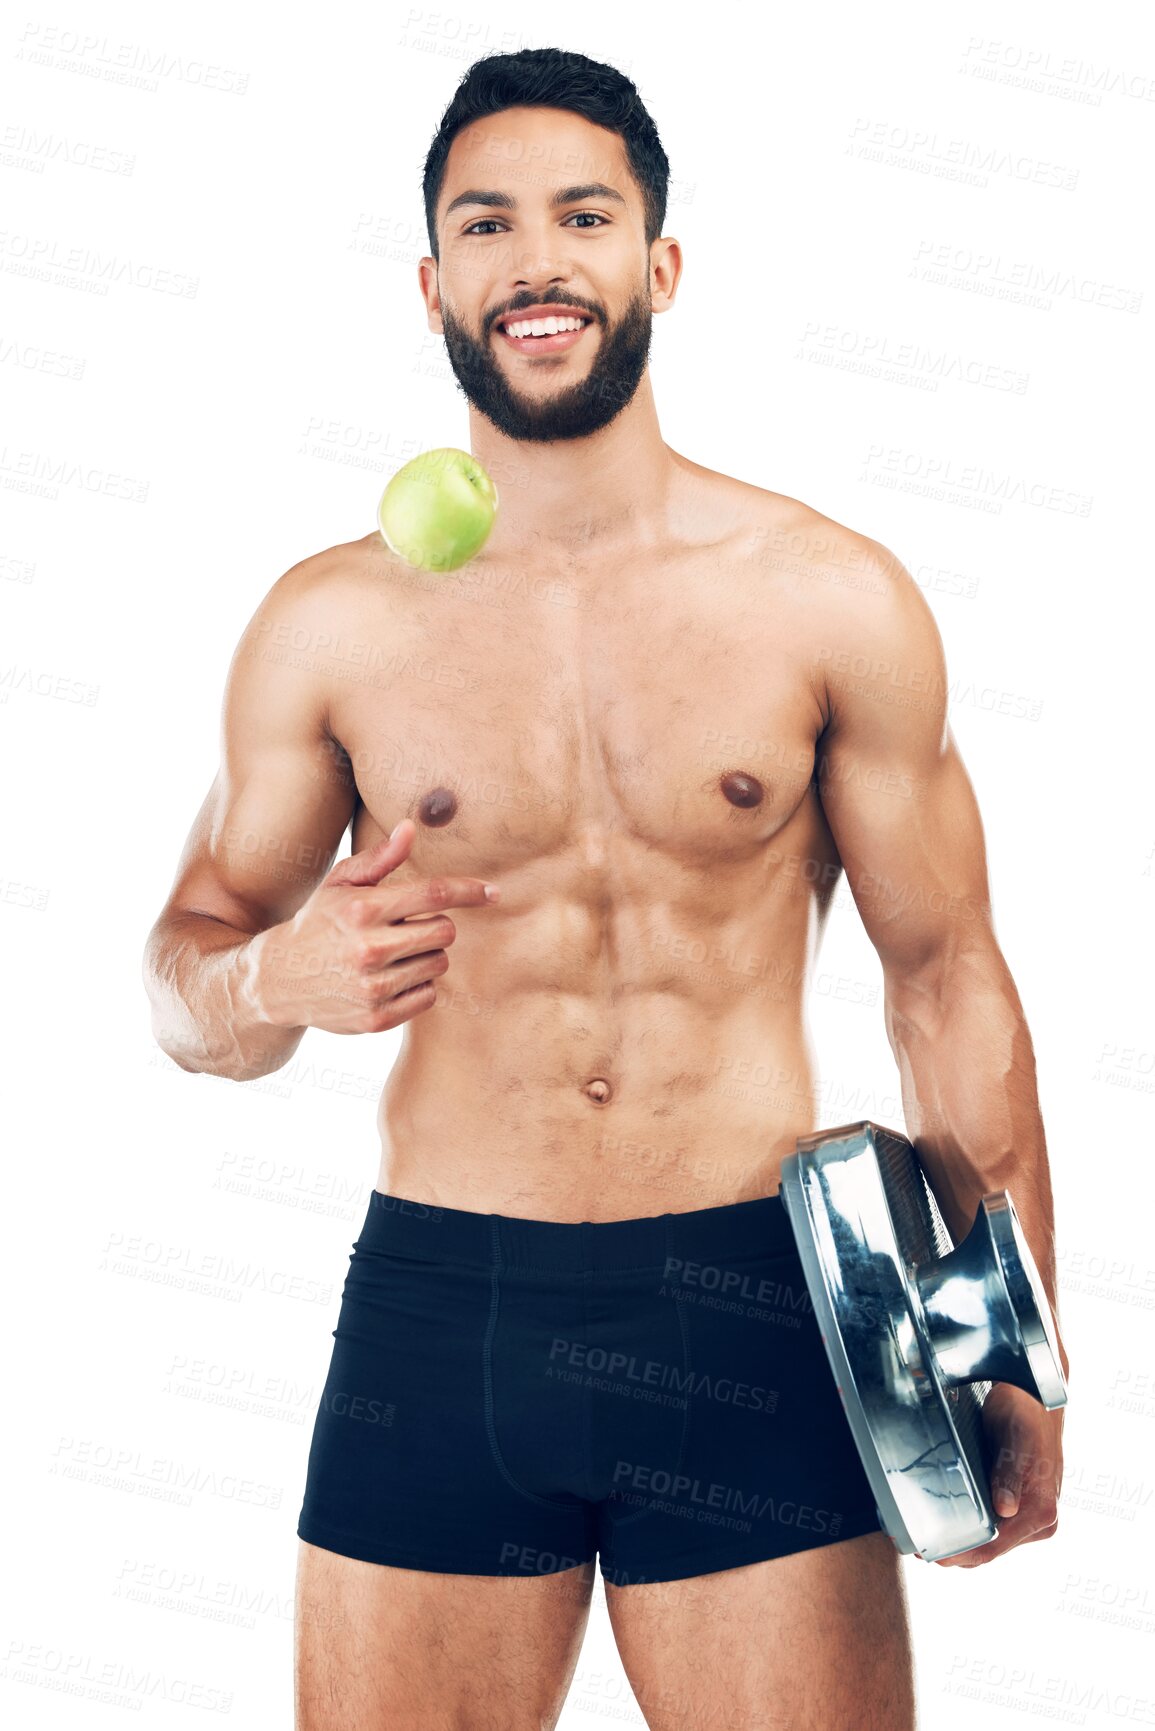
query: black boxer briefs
[{"left": 297, "top": 1186, "right": 884, "bottom": 1585}]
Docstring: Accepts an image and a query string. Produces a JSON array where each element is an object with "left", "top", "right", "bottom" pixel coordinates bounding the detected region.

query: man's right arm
[{"left": 142, "top": 555, "right": 358, "bottom": 1081}]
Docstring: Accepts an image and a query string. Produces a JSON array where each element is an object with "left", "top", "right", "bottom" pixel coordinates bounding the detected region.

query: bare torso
[{"left": 323, "top": 457, "right": 857, "bottom": 1220}]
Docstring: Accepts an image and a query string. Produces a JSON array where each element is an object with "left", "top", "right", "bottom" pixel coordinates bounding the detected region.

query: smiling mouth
[{"left": 496, "top": 316, "right": 595, "bottom": 356}]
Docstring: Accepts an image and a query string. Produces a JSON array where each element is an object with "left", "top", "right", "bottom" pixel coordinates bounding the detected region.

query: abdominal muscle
[{"left": 373, "top": 958, "right": 820, "bottom": 1222}]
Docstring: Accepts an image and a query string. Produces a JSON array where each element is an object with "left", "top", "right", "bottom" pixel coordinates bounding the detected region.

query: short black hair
[{"left": 422, "top": 47, "right": 670, "bottom": 263}]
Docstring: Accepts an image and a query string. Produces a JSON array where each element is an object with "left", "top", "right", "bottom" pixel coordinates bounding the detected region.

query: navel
[
  {"left": 583, "top": 1077, "right": 613, "bottom": 1104},
  {"left": 719, "top": 770, "right": 765, "bottom": 809},
  {"left": 417, "top": 786, "right": 458, "bottom": 827}
]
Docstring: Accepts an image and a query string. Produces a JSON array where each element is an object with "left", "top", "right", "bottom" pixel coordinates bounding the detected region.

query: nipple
[
  {"left": 417, "top": 786, "right": 458, "bottom": 827},
  {"left": 583, "top": 1077, "right": 613, "bottom": 1103},
  {"left": 720, "top": 770, "right": 765, "bottom": 809}
]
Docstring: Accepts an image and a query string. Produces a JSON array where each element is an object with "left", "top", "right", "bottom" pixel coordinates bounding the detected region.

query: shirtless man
[{"left": 143, "top": 47, "right": 1068, "bottom": 1731}]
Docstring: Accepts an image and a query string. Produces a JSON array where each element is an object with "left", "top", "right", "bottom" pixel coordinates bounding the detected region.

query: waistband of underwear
[{"left": 353, "top": 1183, "right": 797, "bottom": 1273}]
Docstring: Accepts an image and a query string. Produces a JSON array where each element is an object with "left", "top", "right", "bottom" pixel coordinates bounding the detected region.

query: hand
[
  {"left": 248, "top": 818, "right": 500, "bottom": 1036},
  {"left": 929, "top": 1381, "right": 1065, "bottom": 1568}
]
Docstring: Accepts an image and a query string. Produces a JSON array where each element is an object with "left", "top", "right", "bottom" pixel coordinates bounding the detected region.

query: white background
[{"left": 3, "top": 0, "right": 1154, "bottom": 1724}]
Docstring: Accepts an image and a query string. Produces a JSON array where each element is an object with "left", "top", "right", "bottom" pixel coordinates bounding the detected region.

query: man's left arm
[{"left": 813, "top": 537, "right": 1069, "bottom": 1563}]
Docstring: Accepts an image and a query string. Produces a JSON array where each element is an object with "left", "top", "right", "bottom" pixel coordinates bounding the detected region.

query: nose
[
  {"left": 511, "top": 259, "right": 572, "bottom": 299},
  {"left": 512, "top": 271, "right": 568, "bottom": 296},
  {"left": 506, "top": 218, "right": 581, "bottom": 292}
]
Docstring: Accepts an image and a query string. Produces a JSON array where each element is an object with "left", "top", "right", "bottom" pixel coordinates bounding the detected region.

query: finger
[
  {"left": 328, "top": 818, "right": 414, "bottom": 887},
  {"left": 990, "top": 1430, "right": 1027, "bottom": 1519},
  {"left": 353, "top": 875, "right": 500, "bottom": 923},
  {"left": 379, "top": 949, "right": 448, "bottom": 997},
  {"left": 993, "top": 1432, "right": 1057, "bottom": 1523},
  {"left": 933, "top": 1501, "right": 1050, "bottom": 1568},
  {"left": 360, "top": 923, "right": 456, "bottom": 967}
]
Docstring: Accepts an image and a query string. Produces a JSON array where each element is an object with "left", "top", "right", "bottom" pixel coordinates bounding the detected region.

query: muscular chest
[{"left": 332, "top": 554, "right": 823, "bottom": 876}]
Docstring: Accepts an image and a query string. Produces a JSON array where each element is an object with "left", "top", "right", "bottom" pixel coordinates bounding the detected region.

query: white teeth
[{"left": 503, "top": 315, "right": 587, "bottom": 338}]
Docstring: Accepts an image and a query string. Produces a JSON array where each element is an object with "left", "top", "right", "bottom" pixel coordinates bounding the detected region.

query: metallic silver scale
[{"left": 779, "top": 1121, "right": 1067, "bottom": 1562}]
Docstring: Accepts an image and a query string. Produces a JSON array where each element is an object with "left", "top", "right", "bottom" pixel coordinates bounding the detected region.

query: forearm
[
  {"left": 143, "top": 914, "right": 305, "bottom": 1082},
  {"left": 883, "top": 942, "right": 1070, "bottom": 1377}
]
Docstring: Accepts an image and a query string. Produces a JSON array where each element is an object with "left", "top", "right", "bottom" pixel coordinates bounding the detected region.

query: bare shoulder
[
  {"left": 227, "top": 532, "right": 398, "bottom": 743},
  {"left": 264, "top": 530, "right": 395, "bottom": 599},
  {"left": 710, "top": 474, "right": 948, "bottom": 723},
  {"left": 246, "top": 531, "right": 401, "bottom": 637},
  {"left": 731, "top": 477, "right": 933, "bottom": 616},
  {"left": 719, "top": 475, "right": 896, "bottom": 590}
]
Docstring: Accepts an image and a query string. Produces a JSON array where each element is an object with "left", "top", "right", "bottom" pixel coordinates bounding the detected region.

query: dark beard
[{"left": 439, "top": 290, "right": 653, "bottom": 443}]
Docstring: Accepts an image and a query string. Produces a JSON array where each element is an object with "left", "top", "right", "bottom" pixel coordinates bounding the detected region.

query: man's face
[{"left": 429, "top": 106, "right": 655, "bottom": 443}]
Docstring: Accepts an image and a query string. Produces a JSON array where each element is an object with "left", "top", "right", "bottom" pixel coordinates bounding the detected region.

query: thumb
[
  {"left": 328, "top": 818, "right": 413, "bottom": 887},
  {"left": 992, "top": 1476, "right": 1020, "bottom": 1518},
  {"left": 991, "top": 1431, "right": 1024, "bottom": 1519}
]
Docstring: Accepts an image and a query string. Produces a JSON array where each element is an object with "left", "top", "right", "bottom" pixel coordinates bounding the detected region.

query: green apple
[{"left": 376, "top": 447, "right": 499, "bottom": 572}]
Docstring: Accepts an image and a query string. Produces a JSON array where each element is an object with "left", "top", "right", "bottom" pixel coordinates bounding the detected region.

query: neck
[{"left": 469, "top": 373, "right": 676, "bottom": 555}]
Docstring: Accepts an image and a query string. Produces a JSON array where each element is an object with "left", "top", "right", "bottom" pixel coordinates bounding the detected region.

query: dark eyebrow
[{"left": 443, "top": 181, "right": 627, "bottom": 220}]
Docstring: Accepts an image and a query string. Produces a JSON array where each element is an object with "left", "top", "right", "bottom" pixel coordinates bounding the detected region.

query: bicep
[
  {"left": 815, "top": 549, "right": 995, "bottom": 980},
  {"left": 154, "top": 562, "right": 358, "bottom": 934}
]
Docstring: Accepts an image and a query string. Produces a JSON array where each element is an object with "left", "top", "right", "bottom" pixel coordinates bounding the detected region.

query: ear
[{"left": 418, "top": 257, "right": 444, "bottom": 334}]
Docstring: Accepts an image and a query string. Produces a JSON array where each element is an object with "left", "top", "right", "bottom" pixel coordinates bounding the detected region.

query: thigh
[
  {"left": 296, "top": 1542, "right": 596, "bottom": 1730},
  {"left": 603, "top": 1529, "right": 916, "bottom": 1731}
]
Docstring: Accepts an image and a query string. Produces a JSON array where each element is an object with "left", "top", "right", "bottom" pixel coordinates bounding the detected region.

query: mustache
[{"left": 490, "top": 300, "right": 601, "bottom": 328}]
